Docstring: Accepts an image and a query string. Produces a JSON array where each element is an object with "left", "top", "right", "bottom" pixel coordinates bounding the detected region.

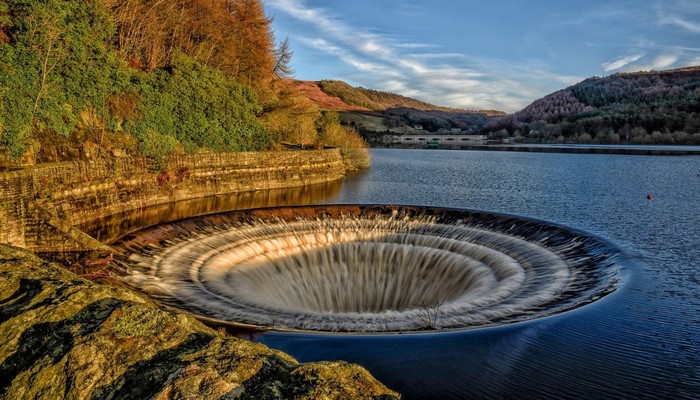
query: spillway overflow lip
[{"left": 111, "top": 204, "right": 626, "bottom": 334}]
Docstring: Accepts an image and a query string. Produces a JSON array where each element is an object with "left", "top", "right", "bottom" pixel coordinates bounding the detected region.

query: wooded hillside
[
  {"left": 0, "top": 0, "right": 362, "bottom": 165},
  {"left": 483, "top": 67, "right": 700, "bottom": 144}
]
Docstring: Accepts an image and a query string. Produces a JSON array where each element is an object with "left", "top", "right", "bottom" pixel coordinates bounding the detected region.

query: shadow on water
[{"left": 77, "top": 181, "right": 343, "bottom": 244}]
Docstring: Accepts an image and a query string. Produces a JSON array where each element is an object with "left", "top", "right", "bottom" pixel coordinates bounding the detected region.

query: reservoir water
[{"left": 253, "top": 148, "right": 700, "bottom": 399}]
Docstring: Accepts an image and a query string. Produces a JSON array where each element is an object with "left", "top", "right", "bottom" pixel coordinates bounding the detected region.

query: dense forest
[
  {"left": 483, "top": 67, "right": 700, "bottom": 144},
  {"left": 0, "top": 0, "right": 363, "bottom": 165}
]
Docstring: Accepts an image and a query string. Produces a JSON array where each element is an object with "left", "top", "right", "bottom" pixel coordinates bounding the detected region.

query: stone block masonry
[{"left": 0, "top": 149, "right": 356, "bottom": 254}]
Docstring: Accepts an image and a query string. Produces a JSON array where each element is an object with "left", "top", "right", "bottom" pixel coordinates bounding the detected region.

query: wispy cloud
[
  {"left": 299, "top": 37, "right": 397, "bottom": 75},
  {"left": 601, "top": 33, "right": 700, "bottom": 72},
  {"left": 636, "top": 54, "right": 680, "bottom": 70},
  {"left": 602, "top": 54, "right": 645, "bottom": 71},
  {"left": 685, "top": 56, "right": 700, "bottom": 66},
  {"left": 266, "top": 0, "right": 575, "bottom": 112},
  {"left": 409, "top": 53, "right": 472, "bottom": 61},
  {"left": 267, "top": 0, "right": 393, "bottom": 59},
  {"left": 655, "top": 0, "right": 700, "bottom": 33},
  {"left": 560, "top": 7, "right": 636, "bottom": 26},
  {"left": 658, "top": 15, "right": 700, "bottom": 33},
  {"left": 394, "top": 43, "right": 439, "bottom": 49},
  {"left": 604, "top": 53, "right": 681, "bottom": 73}
]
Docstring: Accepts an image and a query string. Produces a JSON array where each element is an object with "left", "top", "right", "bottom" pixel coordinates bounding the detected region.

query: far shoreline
[{"left": 372, "top": 143, "right": 700, "bottom": 156}]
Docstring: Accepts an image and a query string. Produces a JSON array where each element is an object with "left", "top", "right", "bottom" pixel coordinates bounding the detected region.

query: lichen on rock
[{"left": 0, "top": 245, "right": 399, "bottom": 399}]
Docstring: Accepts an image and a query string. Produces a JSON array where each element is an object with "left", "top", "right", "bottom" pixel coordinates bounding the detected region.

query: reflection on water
[{"left": 78, "top": 181, "right": 342, "bottom": 244}]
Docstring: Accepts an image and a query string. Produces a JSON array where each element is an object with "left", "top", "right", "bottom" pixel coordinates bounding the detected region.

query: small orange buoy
[{"left": 646, "top": 194, "right": 652, "bottom": 200}]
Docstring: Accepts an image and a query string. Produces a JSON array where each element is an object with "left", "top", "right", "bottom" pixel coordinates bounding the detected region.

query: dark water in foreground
[{"left": 255, "top": 149, "right": 700, "bottom": 399}]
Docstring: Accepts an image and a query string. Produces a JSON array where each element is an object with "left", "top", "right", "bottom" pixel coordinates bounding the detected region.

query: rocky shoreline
[{"left": 0, "top": 244, "right": 398, "bottom": 399}]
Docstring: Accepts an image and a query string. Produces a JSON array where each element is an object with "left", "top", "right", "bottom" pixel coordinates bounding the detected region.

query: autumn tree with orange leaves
[
  {"left": 103, "top": 0, "right": 318, "bottom": 143},
  {"left": 103, "top": 0, "right": 276, "bottom": 93},
  {"left": 1, "top": 0, "right": 365, "bottom": 163}
]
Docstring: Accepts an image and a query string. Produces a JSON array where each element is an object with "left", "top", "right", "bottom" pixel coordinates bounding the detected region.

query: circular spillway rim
[{"left": 112, "top": 204, "right": 627, "bottom": 334}]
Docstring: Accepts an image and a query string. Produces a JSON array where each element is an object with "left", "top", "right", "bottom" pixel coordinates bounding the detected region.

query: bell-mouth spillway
[{"left": 111, "top": 205, "right": 623, "bottom": 333}]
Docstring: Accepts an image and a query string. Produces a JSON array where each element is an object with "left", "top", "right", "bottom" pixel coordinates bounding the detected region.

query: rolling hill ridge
[
  {"left": 291, "top": 79, "right": 505, "bottom": 140},
  {"left": 483, "top": 66, "right": 700, "bottom": 144}
]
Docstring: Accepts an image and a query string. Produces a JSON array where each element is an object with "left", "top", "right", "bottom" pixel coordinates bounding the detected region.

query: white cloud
[
  {"left": 602, "top": 54, "right": 645, "bottom": 71},
  {"left": 651, "top": 54, "right": 680, "bottom": 69},
  {"left": 602, "top": 53, "right": 682, "bottom": 73},
  {"left": 408, "top": 53, "right": 471, "bottom": 61},
  {"left": 300, "top": 38, "right": 342, "bottom": 56},
  {"left": 267, "top": 0, "right": 395, "bottom": 60},
  {"left": 630, "top": 54, "right": 680, "bottom": 71},
  {"left": 299, "top": 38, "right": 396, "bottom": 75},
  {"left": 394, "top": 43, "right": 439, "bottom": 49},
  {"left": 266, "top": 0, "right": 579, "bottom": 112},
  {"left": 685, "top": 56, "right": 700, "bottom": 66}
]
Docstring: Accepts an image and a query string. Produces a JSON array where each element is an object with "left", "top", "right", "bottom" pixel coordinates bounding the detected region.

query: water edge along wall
[{"left": 0, "top": 148, "right": 360, "bottom": 255}]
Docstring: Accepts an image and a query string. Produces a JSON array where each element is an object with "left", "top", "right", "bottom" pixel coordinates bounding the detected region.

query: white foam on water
[{"left": 119, "top": 208, "right": 619, "bottom": 332}]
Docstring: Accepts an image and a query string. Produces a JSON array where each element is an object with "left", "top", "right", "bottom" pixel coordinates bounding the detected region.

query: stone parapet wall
[
  {"left": 0, "top": 149, "right": 349, "bottom": 254},
  {"left": 0, "top": 173, "right": 30, "bottom": 248}
]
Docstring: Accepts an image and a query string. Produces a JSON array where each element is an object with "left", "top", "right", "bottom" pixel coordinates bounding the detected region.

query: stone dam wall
[{"left": 0, "top": 149, "right": 356, "bottom": 254}]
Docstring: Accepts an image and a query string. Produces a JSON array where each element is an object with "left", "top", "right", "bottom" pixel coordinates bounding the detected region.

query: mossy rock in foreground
[{"left": 0, "top": 245, "right": 399, "bottom": 400}]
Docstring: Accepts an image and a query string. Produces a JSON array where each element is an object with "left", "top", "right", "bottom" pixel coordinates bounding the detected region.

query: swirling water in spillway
[{"left": 114, "top": 206, "right": 620, "bottom": 333}]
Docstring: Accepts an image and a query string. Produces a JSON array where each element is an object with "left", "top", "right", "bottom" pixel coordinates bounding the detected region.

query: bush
[
  {"left": 0, "top": 0, "right": 275, "bottom": 161},
  {"left": 316, "top": 110, "right": 368, "bottom": 148},
  {"left": 129, "top": 54, "right": 272, "bottom": 154},
  {"left": 140, "top": 130, "right": 181, "bottom": 169},
  {"left": 577, "top": 133, "right": 593, "bottom": 143},
  {"left": 690, "top": 133, "right": 700, "bottom": 145},
  {"left": 0, "top": 0, "right": 129, "bottom": 159}
]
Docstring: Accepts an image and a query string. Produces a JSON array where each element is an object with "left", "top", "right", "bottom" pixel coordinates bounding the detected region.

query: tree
[
  {"left": 417, "top": 298, "right": 445, "bottom": 330},
  {"left": 273, "top": 35, "right": 293, "bottom": 78},
  {"left": 24, "top": 1, "right": 66, "bottom": 114},
  {"left": 227, "top": 0, "right": 275, "bottom": 92},
  {"left": 259, "top": 80, "right": 317, "bottom": 145}
]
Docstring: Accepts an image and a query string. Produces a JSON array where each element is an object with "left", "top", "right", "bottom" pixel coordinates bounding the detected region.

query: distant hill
[
  {"left": 295, "top": 79, "right": 504, "bottom": 115},
  {"left": 483, "top": 66, "right": 700, "bottom": 144},
  {"left": 291, "top": 81, "right": 371, "bottom": 111},
  {"left": 291, "top": 80, "right": 505, "bottom": 141}
]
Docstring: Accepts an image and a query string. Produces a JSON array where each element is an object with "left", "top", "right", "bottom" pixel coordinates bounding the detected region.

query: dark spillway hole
[
  {"left": 221, "top": 241, "right": 498, "bottom": 314},
  {"left": 112, "top": 205, "right": 622, "bottom": 333}
]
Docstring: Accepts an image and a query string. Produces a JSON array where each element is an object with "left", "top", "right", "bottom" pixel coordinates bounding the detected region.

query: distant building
[{"left": 383, "top": 134, "right": 486, "bottom": 146}]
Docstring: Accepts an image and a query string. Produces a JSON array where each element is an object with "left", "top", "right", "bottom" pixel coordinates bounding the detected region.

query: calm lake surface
[{"left": 257, "top": 148, "right": 700, "bottom": 399}]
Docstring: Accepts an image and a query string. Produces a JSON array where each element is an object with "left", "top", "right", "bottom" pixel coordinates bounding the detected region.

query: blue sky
[{"left": 265, "top": 0, "right": 700, "bottom": 112}]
